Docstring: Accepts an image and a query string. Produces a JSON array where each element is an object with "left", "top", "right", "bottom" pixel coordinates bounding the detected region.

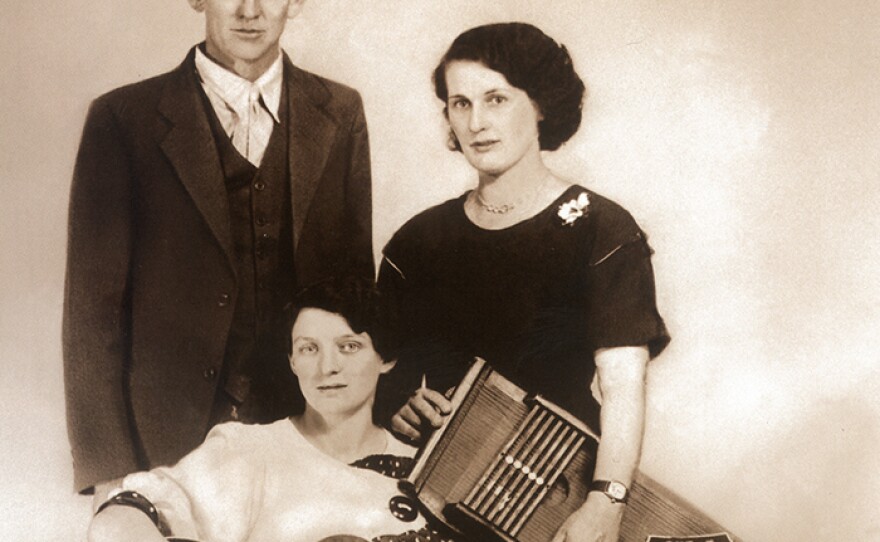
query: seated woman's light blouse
[{"left": 120, "top": 419, "right": 426, "bottom": 542}]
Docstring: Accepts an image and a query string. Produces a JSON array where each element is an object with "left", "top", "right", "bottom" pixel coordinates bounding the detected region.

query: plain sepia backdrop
[{"left": 1, "top": 1, "right": 879, "bottom": 540}]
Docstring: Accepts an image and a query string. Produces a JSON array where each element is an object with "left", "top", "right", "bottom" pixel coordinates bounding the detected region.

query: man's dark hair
[{"left": 433, "top": 22, "right": 586, "bottom": 152}]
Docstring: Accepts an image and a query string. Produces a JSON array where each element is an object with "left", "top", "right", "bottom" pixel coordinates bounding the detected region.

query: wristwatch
[{"left": 590, "top": 479, "right": 629, "bottom": 504}]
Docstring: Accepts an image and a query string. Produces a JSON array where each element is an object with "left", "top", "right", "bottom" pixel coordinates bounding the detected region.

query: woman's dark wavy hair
[
  {"left": 284, "top": 276, "right": 398, "bottom": 363},
  {"left": 433, "top": 22, "right": 586, "bottom": 152}
]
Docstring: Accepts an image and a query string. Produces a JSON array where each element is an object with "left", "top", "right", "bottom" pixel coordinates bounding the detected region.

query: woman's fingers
[
  {"left": 419, "top": 388, "right": 453, "bottom": 415},
  {"left": 412, "top": 386, "right": 457, "bottom": 425},
  {"left": 391, "top": 410, "right": 422, "bottom": 442},
  {"left": 397, "top": 402, "right": 424, "bottom": 427},
  {"left": 390, "top": 387, "right": 454, "bottom": 443}
]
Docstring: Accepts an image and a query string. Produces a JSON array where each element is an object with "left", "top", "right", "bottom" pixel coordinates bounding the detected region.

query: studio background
[{"left": 1, "top": 1, "right": 878, "bottom": 540}]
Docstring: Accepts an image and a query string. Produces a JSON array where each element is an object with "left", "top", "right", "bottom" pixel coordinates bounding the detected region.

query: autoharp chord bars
[
  {"left": 461, "top": 403, "right": 588, "bottom": 538},
  {"left": 464, "top": 407, "right": 542, "bottom": 509},
  {"left": 484, "top": 413, "right": 553, "bottom": 520}
]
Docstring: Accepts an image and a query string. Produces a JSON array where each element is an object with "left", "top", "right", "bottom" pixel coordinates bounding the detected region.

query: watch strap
[{"left": 590, "top": 479, "right": 629, "bottom": 503}]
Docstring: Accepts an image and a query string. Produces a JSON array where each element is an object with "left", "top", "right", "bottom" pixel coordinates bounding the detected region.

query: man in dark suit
[{"left": 63, "top": 0, "right": 374, "bottom": 500}]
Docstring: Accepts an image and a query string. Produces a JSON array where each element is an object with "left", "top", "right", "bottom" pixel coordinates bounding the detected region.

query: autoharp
[{"left": 400, "top": 358, "right": 736, "bottom": 542}]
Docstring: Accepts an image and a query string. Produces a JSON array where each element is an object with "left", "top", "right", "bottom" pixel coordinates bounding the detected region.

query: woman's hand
[
  {"left": 551, "top": 492, "right": 625, "bottom": 542},
  {"left": 390, "top": 387, "right": 452, "bottom": 443},
  {"left": 552, "top": 345, "right": 646, "bottom": 542}
]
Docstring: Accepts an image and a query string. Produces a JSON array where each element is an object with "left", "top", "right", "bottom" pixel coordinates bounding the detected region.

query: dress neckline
[
  {"left": 457, "top": 184, "right": 586, "bottom": 234},
  {"left": 286, "top": 416, "right": 397, "bottom": 466}
]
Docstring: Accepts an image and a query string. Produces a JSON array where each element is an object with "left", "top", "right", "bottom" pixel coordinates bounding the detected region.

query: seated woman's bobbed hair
[
  {"left": 285, "top": 276, "right": 398, "bottom": 363},
  {"left": 433, "top": 22, "right": 586, "bottom": 152}
]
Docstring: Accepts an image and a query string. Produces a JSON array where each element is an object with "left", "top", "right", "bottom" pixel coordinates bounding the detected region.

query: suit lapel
[
  {"left": 155, "top": 51, "right": 338, "bottom": 269},
  {"left": 284, "top": 57, "right": 338, "bottom": 250},
  {"left": 158, "top": 49, "right": 236, "bottom": 272}
]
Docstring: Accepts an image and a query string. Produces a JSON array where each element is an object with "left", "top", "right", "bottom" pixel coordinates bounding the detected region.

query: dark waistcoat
[{"left": 201, "top": 87, "right": 295, "bottom": 407}]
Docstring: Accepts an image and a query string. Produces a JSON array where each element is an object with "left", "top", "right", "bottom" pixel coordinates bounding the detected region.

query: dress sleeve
[
  {"left": 120, "top": 423, "right": 264, "bottom": 541},
  {"left": 584, "top": 215, "right": 670, "bottom": 359}
]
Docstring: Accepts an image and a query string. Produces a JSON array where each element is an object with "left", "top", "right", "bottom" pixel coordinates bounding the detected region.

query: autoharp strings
[{"left": 462, "top": 404, "right": 587, "bottom": 537}]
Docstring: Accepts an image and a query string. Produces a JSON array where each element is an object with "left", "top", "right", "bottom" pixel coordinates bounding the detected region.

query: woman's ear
[
  {"left": 447, "top": 129, "right": 461, "bottom": 152},
  {"left": 379, "top": 359, "right": 397, "bottom": 375},
  {"left": 531, "top": 99, "right": 545, "bottom": 121},
  {"left": 187, "top": 0, "right": 206, "bottom": 13}
]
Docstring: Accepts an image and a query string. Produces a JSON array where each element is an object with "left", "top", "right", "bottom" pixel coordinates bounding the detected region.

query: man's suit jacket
[{"left": 63, "top": 48, "right": 374, "bottom": 492}]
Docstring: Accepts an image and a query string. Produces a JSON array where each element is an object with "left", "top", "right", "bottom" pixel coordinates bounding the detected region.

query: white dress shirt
[{"left": 194, "top": 47, "right": 283, "bottom": 167}]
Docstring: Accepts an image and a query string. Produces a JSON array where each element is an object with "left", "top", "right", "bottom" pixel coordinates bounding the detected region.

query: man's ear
[
  {"left": 287, "top": 0, "right": 306, "bottom": 19},
  {"left": 187, "top": 0, "right": 206, "bottom": 13},
  {"left": 379, "top": 358, "right": 397, "bottom": 375}
]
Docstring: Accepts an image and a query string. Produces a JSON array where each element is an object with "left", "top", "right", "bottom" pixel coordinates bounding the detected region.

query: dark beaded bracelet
[{"left": 95, "top": 490, "right": 160, "bottom": 527}]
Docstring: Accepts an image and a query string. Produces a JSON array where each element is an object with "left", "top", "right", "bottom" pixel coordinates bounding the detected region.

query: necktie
[{"left": 231, "top": 86, "right": 273, "bottom": 167}]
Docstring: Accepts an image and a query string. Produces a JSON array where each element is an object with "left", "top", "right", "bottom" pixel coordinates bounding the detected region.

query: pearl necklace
[
  {"left": 474, "top": 190, "right": 518, "bottom": 214},
  {"left": 473, "top": 173, "right": 553, "bottom": 215}
]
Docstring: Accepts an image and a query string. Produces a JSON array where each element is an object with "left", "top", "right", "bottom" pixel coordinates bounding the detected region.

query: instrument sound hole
[{"left": 545, "top": 474, "right": 570, "bottom": 507}]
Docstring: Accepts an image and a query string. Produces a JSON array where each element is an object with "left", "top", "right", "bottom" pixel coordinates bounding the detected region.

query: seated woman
[
  {"left": 379, "top": 23, "right": 670, "bottom": 542},
  {"left": 88, "top": 277, "right": 444, "bottom": 542}
]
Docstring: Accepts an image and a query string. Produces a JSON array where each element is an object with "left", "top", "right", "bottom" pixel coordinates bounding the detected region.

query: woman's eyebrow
[{"left": 449, "top": 88, "right": 508, "bottom": 100}]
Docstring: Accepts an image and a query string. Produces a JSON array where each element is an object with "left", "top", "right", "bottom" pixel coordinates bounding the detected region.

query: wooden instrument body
[
  {"left": 403, "top": 359, "right": 599, "bottom": 542},
  {"left": 402, "top": 359, "right": 738, "bottom": 542}
]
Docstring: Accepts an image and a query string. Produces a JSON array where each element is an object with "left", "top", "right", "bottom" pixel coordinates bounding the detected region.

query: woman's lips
[
  {"left": 317, "top": 384, "right": 347, "bottom": 391},
  {"left": 471, "top": 140, "right": 499, "bottom": 152}
]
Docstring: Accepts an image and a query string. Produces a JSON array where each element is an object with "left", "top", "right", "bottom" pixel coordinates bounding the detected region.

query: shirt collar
[{"left": 194, "top": 46, "right": 283, "bottom": 124}]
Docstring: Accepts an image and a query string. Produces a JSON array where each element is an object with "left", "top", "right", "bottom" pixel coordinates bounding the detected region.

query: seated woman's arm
[
  {"left": 86, "top": 423, "right": 262, "bottom": 542},
  {"left": 553, "top": 345, "right": 649, "bottom": 542},
  {"left": 89, "top": 505, "right": 165, "bottom": 542}
]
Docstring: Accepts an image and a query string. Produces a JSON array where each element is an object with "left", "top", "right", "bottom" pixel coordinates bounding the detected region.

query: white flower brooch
[{"left": 557, "top": 191, "right": 590, "bottom": 226}]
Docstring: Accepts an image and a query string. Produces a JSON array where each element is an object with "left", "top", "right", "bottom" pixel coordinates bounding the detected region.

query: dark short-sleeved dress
[{"left": 378, "top": 185, "right": 669, "bottom": 433}]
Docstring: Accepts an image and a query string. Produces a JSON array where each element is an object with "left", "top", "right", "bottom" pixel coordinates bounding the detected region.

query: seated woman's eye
[
  {"left": 450, "top": 98, "right": 470, "bottom": 109},
  {"left": 488, "top": 94, "right": 507, "bottom": 105},
  {"left": 297, "top": 343, "right": 318, "bottom": 355},
  {"left": 339, "top": 341, "right": 362, "bottom": 354}
]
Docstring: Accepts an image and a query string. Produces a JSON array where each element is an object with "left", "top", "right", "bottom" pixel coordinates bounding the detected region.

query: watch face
[{"left": 608, "top": 482, "right": 627, "bottom": 500}]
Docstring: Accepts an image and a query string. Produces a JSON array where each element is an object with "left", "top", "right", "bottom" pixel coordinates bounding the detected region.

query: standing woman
[{"left": 379, "top": 23, "right": 670, "bottom": 542}]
